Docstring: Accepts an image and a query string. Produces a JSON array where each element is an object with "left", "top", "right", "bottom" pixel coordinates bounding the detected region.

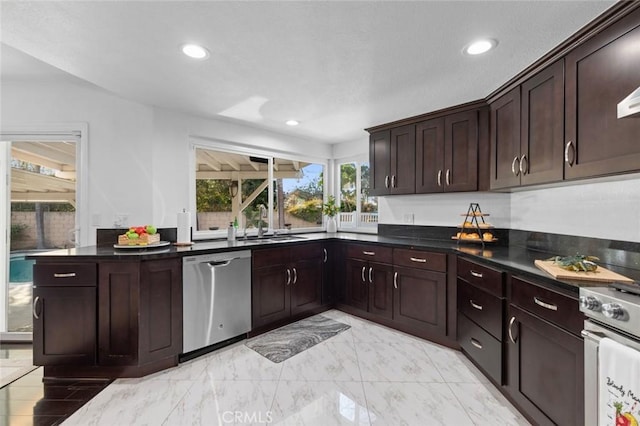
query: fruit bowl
[{"left": 118, "top": 225, "right": 160, "bottom": 246}]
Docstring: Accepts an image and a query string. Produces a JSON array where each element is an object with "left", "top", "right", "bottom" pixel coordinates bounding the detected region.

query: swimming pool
[{"left": 9, "top": 253, "right": 36, "bottom": 283}]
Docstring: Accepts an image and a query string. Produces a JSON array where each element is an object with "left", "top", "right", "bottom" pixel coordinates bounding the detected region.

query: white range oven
[{"left": 580, "top": 283, "right": 640, "bottom": 426}]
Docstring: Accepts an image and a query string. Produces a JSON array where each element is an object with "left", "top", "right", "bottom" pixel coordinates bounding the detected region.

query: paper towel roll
[{"left": 177, "top": 211, "right": 191, "bottom": 243}]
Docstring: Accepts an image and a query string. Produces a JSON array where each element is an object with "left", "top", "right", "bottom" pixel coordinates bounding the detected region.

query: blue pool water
[{"left": 9, "top": 254, "right": 35, "bottom": 283}]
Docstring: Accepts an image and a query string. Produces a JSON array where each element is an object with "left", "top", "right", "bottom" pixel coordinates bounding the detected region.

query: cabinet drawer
[
  {"left": 34, "top": 263, "right": 97, "bottom": 286},
  {"left": 457, "top": 257, "right": 504, "bottom": 297},
  {"left": 294, "top": 242, "right": 322, "bottom": 261},
  {"left": 511, "top": 276, "right": 583, "bottom": 336},
  {"left": 393, "top": 248, "right": 446, "bottom": 272},
  {"left": 346, "top": 244, "right": 392, "bottom": 264},
  {"left": 457, "top": 313, "right": 503, "bottom": 384},
  {"left": 253, "top": 247, "right": 288, "bottom": 268},
  {"left": 457, "top": 280, "right": 503, "bottom": 340}
]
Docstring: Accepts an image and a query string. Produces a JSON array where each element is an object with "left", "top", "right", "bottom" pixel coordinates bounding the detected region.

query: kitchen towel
[
  {"left": 176, "top": 210, "right": 191, "bottom": 244},
  {"left": 599, "top": 337, "right": 640, "bottom": 426}
]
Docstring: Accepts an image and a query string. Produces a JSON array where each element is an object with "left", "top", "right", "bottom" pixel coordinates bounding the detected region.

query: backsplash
[{"left": 378, "top": 175, "right": 640, "bottom": 243}]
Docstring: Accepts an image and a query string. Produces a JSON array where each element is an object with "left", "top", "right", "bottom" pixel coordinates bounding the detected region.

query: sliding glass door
[{"left": 1, "top": 139, "right": 78, "bottom": 338}]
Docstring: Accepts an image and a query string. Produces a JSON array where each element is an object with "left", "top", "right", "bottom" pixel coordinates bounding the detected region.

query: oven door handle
[{"left": 581, "top": 329, "right": 605, "bottom": 343}]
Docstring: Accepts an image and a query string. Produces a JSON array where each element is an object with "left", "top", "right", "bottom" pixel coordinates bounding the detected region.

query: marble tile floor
[
  {"left": 55, "top": 310, "right": 530, "bottom": 426},
  {"left": 0, "top": 312, "right": 531, "bottom": 425}
]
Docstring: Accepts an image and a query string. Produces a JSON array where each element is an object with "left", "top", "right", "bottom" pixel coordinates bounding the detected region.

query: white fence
[{"left": 338, "top": 212, "right": 378, "bottom": 228}]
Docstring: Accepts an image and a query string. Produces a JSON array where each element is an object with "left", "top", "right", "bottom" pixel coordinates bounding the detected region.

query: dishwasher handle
[{"left": 207, "top": 260, "right": 232, "bottom": 268}]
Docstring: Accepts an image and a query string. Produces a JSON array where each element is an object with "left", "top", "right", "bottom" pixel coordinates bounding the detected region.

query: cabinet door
[
  {"left": 368, "top": 262, "right": 393, "bottom": 319},
  {"left": 490, "top": 87, "right": 522, "bottom": 189},
  {"left": 565, "top": 9, "right": 640, "bottom": 179},
  {"left": 416, "top": 118, "right": 445, "bottom": 193},
  {"left": 506, "top": 305, "right": 584, "bottom": 426},
  {"left": 98, "top": 262, "right": 140, "bottom": 366},
  {"left": 345, "top": 258, "right": 368, "bottom": 311},
  {"left": 291, "top": 258, "right": 322, "bottom": 316},
  {"left": 444, "top": 110, "right": 478, "bottom": 192},
  {"left": 369, "top": 130, "right": 391, "bottom": 196},
  {"left": 252, "top": 265, "right": 290, "bottom": 329},
  {"left": 393, "top": 267, "right": 446, "bottom": 335},
  {"left": 389, "top": 125, "right": 416, "bottom": 195},
  {"left": 138, "top": 258, "right": 182, "bottom": 364},
  {"left": 33, "top": 286, "right": 96, "bottom": 366},
  {"left": 321, "top": 243, "right": 336, "bottom": 304},
  {"left": 520, "top": 60, "right": 565, "bottom": 186}
]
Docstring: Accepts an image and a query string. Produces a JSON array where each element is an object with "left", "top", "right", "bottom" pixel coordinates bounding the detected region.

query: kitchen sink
[{"left": 239, "top": 234, "right": 307, "bottom": 243}]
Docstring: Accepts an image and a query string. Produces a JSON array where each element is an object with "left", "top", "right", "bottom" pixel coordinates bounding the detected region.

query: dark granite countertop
[{"left": 28, "top": 230, "right": 640, "bottom": 296}]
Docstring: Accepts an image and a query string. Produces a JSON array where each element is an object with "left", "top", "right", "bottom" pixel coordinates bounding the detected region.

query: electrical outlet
[
  {"left": 403, "top": 213, "right": 414, "bottom": 224},
  {"left": 114, "top": 214, "right": 129, "bottom": 228}
]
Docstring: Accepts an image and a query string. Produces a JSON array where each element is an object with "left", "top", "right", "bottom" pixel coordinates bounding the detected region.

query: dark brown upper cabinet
[
  {"left": 416, "top": 109, "right": 480, "bottom": 193},
  {"left": 520, "top": 60, "right": 565, "bottom": 186},
  {"left": 564, "top": 7, "right": 640, "bottom": 180},
  {"left": 490, "top": 87, "right": 522, "bottom": 189},
  {"left": 369, "top": 125, "right": 416, "bottom": 196}
]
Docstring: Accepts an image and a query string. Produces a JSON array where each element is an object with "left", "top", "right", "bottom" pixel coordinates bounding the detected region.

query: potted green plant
[{"left": 322, "top": 195, "right": 339, "bottom": 233}]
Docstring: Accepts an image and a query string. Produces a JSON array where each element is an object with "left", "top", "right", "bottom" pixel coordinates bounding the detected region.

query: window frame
[
  {"left": 335, "top": 154, "right": 378, "bottom": 233},
  {"left": 189, "top": 138, "right": 329, "bottom": 240}
]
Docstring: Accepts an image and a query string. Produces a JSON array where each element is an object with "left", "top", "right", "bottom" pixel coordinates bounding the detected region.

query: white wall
[
  {"left": 1, "top": 79, "right": 333, "bottom": 243},
  {"left": 377, "top": 176, "right": 640, "bottom": 243}
]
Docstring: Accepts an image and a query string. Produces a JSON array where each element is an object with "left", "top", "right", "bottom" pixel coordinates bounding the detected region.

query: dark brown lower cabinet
[
  {"left": 33, "top": 286, "right": 96, "bottom": 366},
  {"left": 457, "top": 313, "right": 502, "bottom": 384},
  {"left": 345, "top": 258, "right": 393, "bottom": 319},
  {"left": 98, "top": 259, "right": 182, "bottom": 367},
  {"left": 393, "top": 266, "right": 446, "bottom": 335},
  {"left": 252, "top": 243, "right": 323, "bottom": 330},
  {"left": 252, "top": 264, "right": 290, "bottom": 329},
  {"left": 506, "top": 305, "right": 584, "bottom": 426},
  {"left": 290, "top": 257, "right": 322, "bottom": 316}
]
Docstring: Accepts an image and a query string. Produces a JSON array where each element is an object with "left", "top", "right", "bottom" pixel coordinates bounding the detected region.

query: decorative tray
[{"left": 113, "top": 241, "right": 171, "bottom": 249}]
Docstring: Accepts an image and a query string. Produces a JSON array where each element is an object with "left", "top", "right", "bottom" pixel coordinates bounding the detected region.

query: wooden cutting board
[{"left": 534, "top": 260, "right": 634, "bottom": 283}]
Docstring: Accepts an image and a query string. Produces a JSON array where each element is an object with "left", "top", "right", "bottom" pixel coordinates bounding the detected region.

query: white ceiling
[{"left": 0, "top": 1, "right": 615, "bottom": 145}]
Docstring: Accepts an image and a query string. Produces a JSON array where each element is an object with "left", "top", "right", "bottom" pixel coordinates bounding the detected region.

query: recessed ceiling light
[
  {"left": 464, "top": 39, "right": 498, "bottom": 56},
  {"left": 181, "top": 44, "right": 210, "bottom": 59},
  {"left": 286, "top": 120, "right": 299, "bottom": 126}
]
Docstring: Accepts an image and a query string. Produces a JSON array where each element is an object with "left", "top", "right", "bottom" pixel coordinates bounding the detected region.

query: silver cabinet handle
[
  {"left": 470, "top": 270, "right": 483, "bottom": 278},
  {"left": 323, "top": 248, "right": 327, "bottom": 263},
  {"left": 391, "top": 175, "right": 396, "bottom": 188},
  {"left": 362, "top": 251, "right": 375, "bottom": 256},
  {"left": 534, "top": 297, "right": 558, "bottom": 311},
  {"left": 293, "top": 268, "right": 297, "bottom": 284},
  {"left": 361, "top": 266, "right": 366, "bottom": 282},
  {"left": 410, "top": 257, "right": 427, "bottom": 263},
  {"left": 445, "top": 169, "right": 451, "bottom": 186},
  {"left": 437, "top": 170, "right": 442, "bottom": 186},
  {"left": 385, "top": 175, "right": 389, "bottom": 188},
  {"left": 470, "top": 338, "right": 483, "bottom": 350},
  {"left": 286, "top": 268, "right": 291, "bottom": 285},
  {"left": 564, "top": 141, "right": 574, "bottom": 167},
  {"left": 508, "top": 316, "right": 517, "bottom": 344},
  {"left": 368, "top": 267, "right": 373, "bottom": 283},
  {"left": 54, "top": 272, "right": 76, "bottom": 278},
  {"left": 32, "top": 296, "right": 41, "bottom": 320},
  {"left": 520, "top": 154, "right": 528, "bottom": 175},
  {"left": 511, "top": 156, "right": 520, "bottom": 176},
  {"left": 470, "top": 300, "right": 483, "bottom": 311},
  {"left": 393, "top": 271, "right": 398, "bottom": 289}
]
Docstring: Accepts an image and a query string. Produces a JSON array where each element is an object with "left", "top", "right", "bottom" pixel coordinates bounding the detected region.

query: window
[
  {"left": 191, "top": 144, "right": 326, "bottom": 238},
  {"left": 337, "top": 158, "right": 378, "bottom": 230}
]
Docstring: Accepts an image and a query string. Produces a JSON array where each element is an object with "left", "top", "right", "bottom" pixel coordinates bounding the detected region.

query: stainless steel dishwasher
[{"left": 182, "top": 250, "right": 252, "bottom": 354}]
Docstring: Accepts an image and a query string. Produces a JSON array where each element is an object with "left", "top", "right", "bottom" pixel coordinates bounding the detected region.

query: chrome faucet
[{"left": 257, "top": 204, "right": 267, "bottom": 238}]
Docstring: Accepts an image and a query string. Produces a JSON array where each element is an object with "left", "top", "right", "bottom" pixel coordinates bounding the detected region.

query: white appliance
[{"left": 580, "top": 283, "right": 640, "bottom": 426}]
